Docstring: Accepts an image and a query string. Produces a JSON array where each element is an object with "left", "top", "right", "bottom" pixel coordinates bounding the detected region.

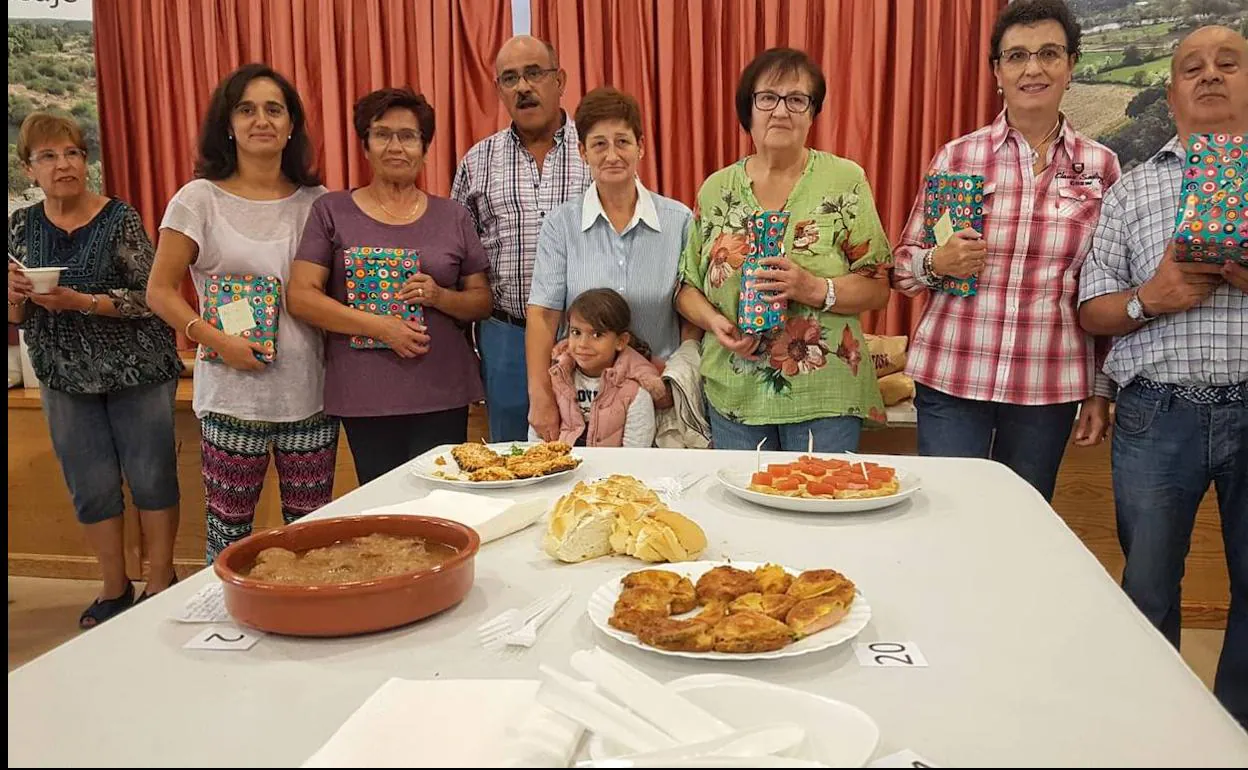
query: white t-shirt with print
[{"left": 161, "top": 179, "right": 327, "bottom": 422}]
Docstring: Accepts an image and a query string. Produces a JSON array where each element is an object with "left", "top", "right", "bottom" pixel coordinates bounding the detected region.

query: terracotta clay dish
[{"left": 214, "top": 515, "right": 480, "bottom": 637}]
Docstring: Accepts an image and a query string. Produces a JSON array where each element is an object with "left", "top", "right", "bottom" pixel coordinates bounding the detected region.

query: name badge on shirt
[{"left": 1057, "top": 163, "right": 1103, "bottom": 194}]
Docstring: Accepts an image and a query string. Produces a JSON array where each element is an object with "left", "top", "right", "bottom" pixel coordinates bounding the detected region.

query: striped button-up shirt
[
  {"left": 451, "top": 116, "right": 592, "bottom": 319},
  {"left": 529, "top": 179, "right": 693, "bottom": 359},
  {"left": 893, "top": 111, "right": 1121, "bottom": 404},
  {"left": 1079, "top": 137, "right": 1246, "bottom": 388}
]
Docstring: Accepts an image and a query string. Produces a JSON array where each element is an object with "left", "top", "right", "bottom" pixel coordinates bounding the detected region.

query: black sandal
[
  {"left": 79, "top": 582, "right": 135, "bottom": 629},
  {"left": 135, "top": 573, "right": 179, "bottom": 604}
]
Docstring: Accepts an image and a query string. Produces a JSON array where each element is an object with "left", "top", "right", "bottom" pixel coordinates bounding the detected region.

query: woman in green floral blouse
[{"left": 676, "top": 48, "right": 894, "bottom": 451}]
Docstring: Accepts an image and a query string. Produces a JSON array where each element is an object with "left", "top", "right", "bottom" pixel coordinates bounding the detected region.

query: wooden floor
[{"left": 6, "top": 575, "right": 1226, "bottom": 693}]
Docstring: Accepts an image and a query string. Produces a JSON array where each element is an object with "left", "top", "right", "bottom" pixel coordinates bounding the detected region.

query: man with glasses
[{"left": 452, "top": 35, "right": 591, "bottom": 441}]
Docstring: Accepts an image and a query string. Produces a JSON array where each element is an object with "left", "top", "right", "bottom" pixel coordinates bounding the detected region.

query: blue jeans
[
  {"left": 41, "top": 378, "right": 180, "bottom": 524},
  {"left": 1111, "top": 381, "right": 1248, "bottom": 727},
  {"left": 914, "top": 383, "right": 1077, "bottom": 502},
  {"left": 707, "top": 405, "right": 862, "bottom": 452},
  {"left": 477, "top": 317, "right": 530, "bottom": 442}
]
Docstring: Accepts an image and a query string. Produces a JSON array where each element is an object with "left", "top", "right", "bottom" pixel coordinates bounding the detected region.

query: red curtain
[
  {"left": 533, "top": 0, "right": 1005, "bottom": 335},
  {"left": 94, "top": 0, "right": 513, "bottom": 346}
]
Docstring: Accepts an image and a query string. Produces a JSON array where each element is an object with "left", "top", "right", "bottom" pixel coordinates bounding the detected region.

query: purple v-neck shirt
[{"left": 295, "top": 191, "right": 488, "bottom": 417}]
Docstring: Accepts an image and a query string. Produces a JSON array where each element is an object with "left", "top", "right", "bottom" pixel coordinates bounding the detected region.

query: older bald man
[
  {"left": 1079, "top": 25, "right": 1248, "bottom": 727},
  {"left": 452, "top": 36, "right": 591, "bottom": 441}
]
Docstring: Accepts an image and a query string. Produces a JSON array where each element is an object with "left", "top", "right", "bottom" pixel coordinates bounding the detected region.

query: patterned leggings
[{"left": 201, "top": 412, "right": 339, "bottom": 563}]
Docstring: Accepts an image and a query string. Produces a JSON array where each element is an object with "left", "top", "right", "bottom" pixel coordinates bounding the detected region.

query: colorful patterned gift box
[
  {"left": 199, "top": 274, "right": 280, "bottom": 364},
  {"left": 1173, "top": 133, "right": 1248, "bottom": 267},
  {"left": 921, "top": 172, "right": 986, "bottom": 297},
  {"left": 344, "top": 246, "right": 424, "bottom": 349},
  {"left": 738, "top": 210, "right": 790, "bottom": 334}
]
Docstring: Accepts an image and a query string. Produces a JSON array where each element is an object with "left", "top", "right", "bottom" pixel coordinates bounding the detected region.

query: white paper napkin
[
  {"left": 303, "top": 678, "right": 582, "bottom": 768},
  {"left": 350, "top": 491, "right": 553, "bottom": 545},
  {"left": 357, "top": 490, "right": 515, "bottom": 526}
]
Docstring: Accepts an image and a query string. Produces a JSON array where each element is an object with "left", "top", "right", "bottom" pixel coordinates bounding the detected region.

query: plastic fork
[
  {"left": 477, "top": 593, "right": 556, "bottom": 650},
  {"left": 677, "top": 472, "right": 706, "bottom": 493},
  {"left": 501, "top": 587, "right": 573, "bottom": 648}
]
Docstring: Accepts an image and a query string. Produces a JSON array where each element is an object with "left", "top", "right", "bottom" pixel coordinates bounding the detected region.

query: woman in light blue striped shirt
[{"left": 526, "top": 87, "right": 692, "bottom": 442}]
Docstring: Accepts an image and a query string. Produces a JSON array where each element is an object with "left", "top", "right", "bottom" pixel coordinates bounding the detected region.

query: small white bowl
[
  {"left": 22, "top": 267, "right": 64, "bottom": 294},
  {"left": 588, "top": 674, "right": 880, "bottom": 767}
]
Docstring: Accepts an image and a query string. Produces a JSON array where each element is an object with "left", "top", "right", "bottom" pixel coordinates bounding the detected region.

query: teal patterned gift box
[
  {"left": 1174, "top": 133, "right": 1248, "bottom": 267},
  {"left": 344, "top": 246, "right": 424, "bottom": 350},
  {"left": 199, "top": 273, "right": 280, "bottom": 364},
  {"left": 922, "top": 172, "right": 985, "bottom": 297},
  {"left": 737, "top": 210, "right": 789, "bottom": 334}
]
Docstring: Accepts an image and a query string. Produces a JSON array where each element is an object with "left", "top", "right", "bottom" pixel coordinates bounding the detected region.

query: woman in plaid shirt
[{"left": 892, "top": 0, "right": 1120, "bottom": 501}]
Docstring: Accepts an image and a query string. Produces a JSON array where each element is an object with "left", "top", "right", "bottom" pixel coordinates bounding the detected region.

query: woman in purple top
[{"left": 289, "top": 88, "right": 492, "bottom": 484}]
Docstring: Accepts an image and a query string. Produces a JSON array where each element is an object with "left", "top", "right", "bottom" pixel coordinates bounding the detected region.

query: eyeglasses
[
  {"left": 28, "top": 148, "right": 88, "bottom": 166},
  {"left": 369, "top": 128, "right": 422, "bottom": 149},
  {"left": 752, "top": 91, "right": 813, "bottom": 114},
  {"left": 997, "top": 45, "right": 1069, "bottom": 70},
  {"left": 496, "top": 66, "right": 558, "bottom": 90}
]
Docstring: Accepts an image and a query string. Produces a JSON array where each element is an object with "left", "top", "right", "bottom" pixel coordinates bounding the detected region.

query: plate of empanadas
[
  {"left": 587, "top": 561, "right": 871, "bottom": 660},
  {"left": 412, "top": 442, "right": 583, "bottom": 488}
]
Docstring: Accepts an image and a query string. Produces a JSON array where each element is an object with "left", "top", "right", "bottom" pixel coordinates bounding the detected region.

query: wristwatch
[
  {"left": 820, "top": 278, "right": 838, "bottom": 312},
  {"left": 1125, "top": 289, "right": 1155, "bottom": 323}
]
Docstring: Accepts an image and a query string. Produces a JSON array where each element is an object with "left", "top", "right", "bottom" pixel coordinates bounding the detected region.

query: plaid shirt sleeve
[
  {"left": 1079, "top": 180, "right": 1134, "bottom": 304},
  {"left": 450, "top": 157, "right": 481, "bottom": 235},
  {"left": 1092, "top": 371, "right": 1117, "bottom": 399},
  {"left": 1087, "top": 153, "right": 1124, "bottom": 401},
  {"left": 892, "top": 145, "right": 951, "bottom": 295}
]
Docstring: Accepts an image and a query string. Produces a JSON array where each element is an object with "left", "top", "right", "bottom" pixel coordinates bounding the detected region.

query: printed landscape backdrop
[
  {"left": 8, "top": 0, "right": 95, "bottom": 214},
  {"left": 1065, "top": 0, "right": 1248, "bottom": 170},
  {"left": 5, "top": 0, "right": 1248, "bottom": 216}
]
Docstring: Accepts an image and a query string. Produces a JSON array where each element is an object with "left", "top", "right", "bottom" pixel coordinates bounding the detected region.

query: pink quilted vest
[{"left": 549, "top": 341, "right": 666, "bottom": 447}]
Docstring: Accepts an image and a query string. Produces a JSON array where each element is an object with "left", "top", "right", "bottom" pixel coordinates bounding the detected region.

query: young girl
[{"left": 531, "top": 289, "right": 667, "bottom": 448}]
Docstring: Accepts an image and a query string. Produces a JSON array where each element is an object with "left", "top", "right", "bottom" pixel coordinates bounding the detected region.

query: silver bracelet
[{"left": 79, "top": 294, "right": 100, "bottom": 316}]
